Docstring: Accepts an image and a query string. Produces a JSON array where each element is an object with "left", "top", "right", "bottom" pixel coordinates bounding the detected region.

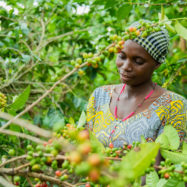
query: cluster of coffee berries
[
  {"left": 70, "top": 51, "right": 105, "bottom": 71},
  {"left": 158, "top": 159, "right": 187, "bottom": 182},
  {"left": 67, "top": 131, "right": 110, "bottom": 184},
  {"left": 105, "top": 141, "right": 141, "bottom": 158},
  {"left": 35, "top": 182, "right": 48, "bottom": 187},
  {"left": 0, "top": 92, "right": 7, "bottom": 108},
  {"left": 26, "top": 144, "right": 47, "bottom": 172},
  {"left": 14, "top": 176, "right": 20, "bottom": 186},
  {"left": 108, "top": 20, "right": 163, "bottom": 54}
]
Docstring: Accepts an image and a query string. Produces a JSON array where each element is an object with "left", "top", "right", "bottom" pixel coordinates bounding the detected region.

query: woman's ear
[{"left": 154, "top": 62, "right": 161, "bottom": 70}]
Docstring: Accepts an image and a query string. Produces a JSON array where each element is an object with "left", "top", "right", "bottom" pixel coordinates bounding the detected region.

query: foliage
[{"left": 0, "top": 0, "right": 187, "bottom": 186}]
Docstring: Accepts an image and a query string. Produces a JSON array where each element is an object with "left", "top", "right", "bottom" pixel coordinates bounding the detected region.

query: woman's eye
[
  {"left": 134, "top": 58, "right": 144, "bottom": 65},
  {"left": 118, "top": 53, "right": 126, "bottom": 59}
]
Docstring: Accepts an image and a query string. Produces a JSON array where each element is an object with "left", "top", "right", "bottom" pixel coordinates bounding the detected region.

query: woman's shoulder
[
  {"left": 157, "top": 90, "right": 186, "bottom": 108},
  {"left": 92, "top": 84, "right": 121, "bottom": 96},
  {"left": 166, "top": 91, "right": 186, "bottom": 102},
  {"left": 90, "top": 84, "right": 121, "bottom": 107}
]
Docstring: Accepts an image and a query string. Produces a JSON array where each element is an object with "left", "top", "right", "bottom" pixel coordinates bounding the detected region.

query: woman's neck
[{"left": 123, "top": 81, "right": 155, "bottom": 99}]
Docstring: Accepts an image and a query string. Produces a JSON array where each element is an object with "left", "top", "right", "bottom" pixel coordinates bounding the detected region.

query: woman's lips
[{"left": 120, "top": 73, "right": 134, "bottom": 80}]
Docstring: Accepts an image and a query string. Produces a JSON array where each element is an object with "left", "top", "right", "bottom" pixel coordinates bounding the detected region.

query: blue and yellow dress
[{"left": 86, "top": 85, "right": 187, "bottom": 147}]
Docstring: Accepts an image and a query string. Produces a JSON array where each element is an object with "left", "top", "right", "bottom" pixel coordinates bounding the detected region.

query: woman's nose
[{"left": 121, "top": 59, "right": 133, "bottom": 72}]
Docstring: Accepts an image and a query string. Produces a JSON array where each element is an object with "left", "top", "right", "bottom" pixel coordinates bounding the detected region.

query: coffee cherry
[
  {"left": 48, "top": 139, "right": 53, "bottom": 144},
  {"left": 85, "top": 183, "right": 91, "bottom": 187},
  {"left": 110, "top": 34, "right": 118, "bottom": 41},
  {"left": 142, "top": 31, "right": 148, "bottom": 38},
  {"left": 51, "top": 160, "right": 58, "bottom": 169},
  {"left": 76, "top": 58, "right": 82, "bottom": 64},
  {"left": 118, "top": 40, "right": 125, "bottom": 45},
  {"left": 14, "top": 176, "right": 20, "bottom": 182},
  {"left": 164, "top": 173, "right": 170, "bottom": 179},
  {"left": 0, "top": 92, "right": 7, "bottom": 108},
  {"left": 109, "top": 143, "right": 114, "bottom": 149},
  {"left": 135, "top": 30, "right": 140, "bottom": 36},
  {"left": 82, "top": 53, "right": 88, "bottom": 59},
  {"left": 89, "top": 169, "right": 100, "bottom": 182},
  {"left": 8, "top": 149, "right": 15, "bottom": 156},
  {"left": 27, "top": 145, "right": 33, "bottom": 151},
  {"left": 62, "top": 160, "right": 69, "bottom": 169},
  {"left": 108, "top": 47, "right": 114, "bottom": 53},
  {"left": 78, "top": 142, "right": 91, "bottom": 155},
  {"left": 75, "top": 63, "right": 80, "bottom": 69},
  {"left": 60, "top": 174, "right": 69, "bottom": 181},
  {"left": 75, "top": 162, "right": 91, "bottom": 176},
  {"left": 87, "top": 154, "right": 101, "bottom": 166},
  {"left": 32, "top": 164, "right": 41, "bottom": 171},
  {"left": 78, "top": 69, "right": 85, "bottom": 76},
  {"left": 123, "top": 35, "right": 130, "bottom": 40},
  {"left": 15, "top": 182, "right": 19, "bottom": 186},
  {"left": 55, "top": 170, "right": 62, "bottom": 177},
  {"left": 127, "top": 145, "right": 132, "bottom": 150},
  {"left": 68, "top": 151, "right": 81, "bottom": 164},
  {"left": 183, "top": 176, "right": 187, "bottom": 182},
  {"left": 129, "top": 27, "right": 136, "bottom": 32},
  {"left": 77, "top": 130, "right": 89, "bottom": 141},
  {"left": 88, "top": 52, "right": 93, "bottom": 58},
  {"left": 36, "top": 145, "right": 43, "bottom": 152},
  {"left": 51, "top": 149, "right": 58, "bottom": 157}
]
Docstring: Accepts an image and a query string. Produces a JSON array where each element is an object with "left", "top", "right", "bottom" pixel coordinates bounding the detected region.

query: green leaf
[
  {"left": 141, "top": 135, "right": 146, "bottom": 143},
  {"left": 119, "top": 143, "right": 160, "bottom": 180},
  {"left": 69, "top": 117, "right": 75, "bottom": 125},
  {"left": 8, "top": 86, "right": 30, "bottom": 114},
  {"left": 161, "top": 150, "right": 187, "bottom": 164},
  {"left": 161, "top": 5, "right": 165, "bottom": 21},
  {"left": 163, "top": 178, "right": 185, "bottom": 187},
  {"left": 53, "top": 119, "right": 65, "bottom": 132},
  {"left": 175, "top": 21, "right": 187, "bottom": 40},
  {"left": 156, "top": 179, "right": 167, "bottom": 187},
  {"left": 146, "top": 170, "right": 159, "bottom": 187},
  {"left": 182, "top": 142, "right": 187, "bottom": 154},
  {"left": 77, "top": 110, "right": 86, "bottom": 128},
  {"left": 117, "top": 5, "right": 132, "bottom": 20},
  {"left": 89, "top": 130, "right": 105, "bottom": 153},
  {"left": 163, "top": 126, "right": 180, "bottom": 150},
  {"left": 21, "top": 54, "right": 31, "bottom": 63},
  {"left": 43, "top": 108, "right": 64, "bottom": 128},
  {"left": 155, "top": 134, "right": 170, "bottom": 150}
]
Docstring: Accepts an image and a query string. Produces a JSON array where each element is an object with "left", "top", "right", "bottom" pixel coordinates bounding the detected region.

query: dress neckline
[{"left": 108, "top": 84, "right": 169, "bottom": 122}]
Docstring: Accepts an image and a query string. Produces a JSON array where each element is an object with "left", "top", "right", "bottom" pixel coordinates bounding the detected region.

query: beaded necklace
[{"left": 108, "top": 83, "right": 157, "bottom": 148}]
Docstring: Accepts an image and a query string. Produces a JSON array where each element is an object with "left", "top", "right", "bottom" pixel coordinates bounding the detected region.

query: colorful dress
[{"left": 86, "top": 85, "right": 187, "bottom": 147}]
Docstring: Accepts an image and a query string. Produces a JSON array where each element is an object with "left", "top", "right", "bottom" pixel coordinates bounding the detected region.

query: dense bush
[{"left": 0, "top": 0, "right": 186, "bottom": 186}]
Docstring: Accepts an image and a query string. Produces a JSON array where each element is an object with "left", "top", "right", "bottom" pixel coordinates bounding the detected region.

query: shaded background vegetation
[{"left": 0, "top": 0, "right": 186, "bottom": 128}]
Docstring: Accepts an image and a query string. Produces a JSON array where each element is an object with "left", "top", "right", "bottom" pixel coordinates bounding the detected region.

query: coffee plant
[{"left": 0, "top": 0, "right": 186, "bottom": 186}]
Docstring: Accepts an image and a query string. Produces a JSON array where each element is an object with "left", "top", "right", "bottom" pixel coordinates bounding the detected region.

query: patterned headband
[{"left": 129, "top": 20, "right": 169, "bottom": 64}]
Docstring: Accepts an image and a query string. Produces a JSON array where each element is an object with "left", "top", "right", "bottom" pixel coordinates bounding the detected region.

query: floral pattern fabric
[{"left": 86, "top": 85, "right": 187, "bottom": 148}]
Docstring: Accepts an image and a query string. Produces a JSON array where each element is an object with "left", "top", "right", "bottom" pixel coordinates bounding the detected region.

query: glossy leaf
[
  {"left": 146, "top": 170, "right": 159, "bottom": 187},
  {"left": 8, "top": 86, "right": 30, "bottom": 114},
  {"left": 175, "top": 21, "right": 187, "bottom": 40}
]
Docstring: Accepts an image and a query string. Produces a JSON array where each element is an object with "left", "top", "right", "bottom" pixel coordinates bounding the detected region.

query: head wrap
[{"left": 129, "top": 20, "right": 169, "bottom": 64}]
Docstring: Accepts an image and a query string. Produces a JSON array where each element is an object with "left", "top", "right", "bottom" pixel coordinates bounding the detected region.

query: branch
[
  {"left": 0, "top": 111, "right": 51, "bottom": 138},
  {"left": 0, "top": 154, "right": 67, "bottom": 168},
  {"left": 0, "top": 129, "right": 46, "bottom": 144},
  {"left": 0, "top": 62, "right": 86, "bottom": 130},
  {"left": 36, "top": 28, "right": 89, "bottom": 51},
  {"left": 0, "top": 42, "right": 114, "bottom": 130},
  {"left": 162, "top": 62, "right": 186, "bottom": 88},
  {"left": 0, "top": 176, "right": 15, "bottom": 187},
  {"left": 0, "top": 169, "right": 73, "bottom": 187},
  {"left": 35, "top": 18, "right": 45, "bottom": 52}
]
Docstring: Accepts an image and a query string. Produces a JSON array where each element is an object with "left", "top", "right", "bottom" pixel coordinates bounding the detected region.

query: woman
[{"left": 86, "top": 20, "right": 186, "bottom": 149}]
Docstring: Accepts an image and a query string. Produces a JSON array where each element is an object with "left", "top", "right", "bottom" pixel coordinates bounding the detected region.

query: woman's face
[{"left": 116, "top": 40, "right": 159, "bottom": 86}]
